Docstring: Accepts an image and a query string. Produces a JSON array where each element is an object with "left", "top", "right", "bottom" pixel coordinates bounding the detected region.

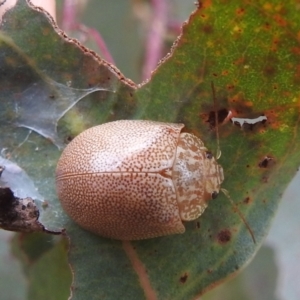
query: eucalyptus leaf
[{"left": 0, "top": 0, "right": 299, "bottom": 299}]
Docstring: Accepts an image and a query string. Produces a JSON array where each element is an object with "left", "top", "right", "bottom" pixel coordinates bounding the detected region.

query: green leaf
[
  {"left": 11, "top": 233, "right": 72, "bottom": 300},
  {"left": 0, "top": 0, "right": 299, "bottom": 300},
  {"left": 0, "top": 231, "right": 26, "bottom": 300}
]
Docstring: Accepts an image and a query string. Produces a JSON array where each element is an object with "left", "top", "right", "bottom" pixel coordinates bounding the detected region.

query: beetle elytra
[{"left": 56, "top": 120, "right": 224, "bottom": 240}]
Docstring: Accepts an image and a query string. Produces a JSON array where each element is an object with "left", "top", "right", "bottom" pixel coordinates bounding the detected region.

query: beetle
[{"left": 55, "top": 120, "right": 224, "bottom": 240}]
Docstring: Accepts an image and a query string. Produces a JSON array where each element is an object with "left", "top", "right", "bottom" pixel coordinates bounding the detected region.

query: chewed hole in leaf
[
  {"left": 206, "top": 108, "right": 230, "bottom": 128},
  {"left": 179, "top": 272, "right": 189, "bottom": 284},
  {"left": 0, "top": 155, "right": 43, "bottom": 201},
  {"left": 258, "top": 156, "right": 275, "bottom": 168}
]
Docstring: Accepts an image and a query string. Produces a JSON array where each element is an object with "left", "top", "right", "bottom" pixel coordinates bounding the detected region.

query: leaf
[
  {"left": 11, "top": 233, "right": 72, "bottom": 300},
  {"left": 202, "top": 244, "right": 279, "bottom": 300},
  {"left": 0, "top": 32, "right": 116, "bottom": 149},
  {"left": 0, "top": 231, "right": 26, "bottom": 300},
  {"left": 0, "top": 0, "right": 299, "bottom": 300}
]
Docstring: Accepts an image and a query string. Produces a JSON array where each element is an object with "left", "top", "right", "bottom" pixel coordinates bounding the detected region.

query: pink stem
[
  {"left": 78, "top": 25, "right": 115, "bottom": 65},
  {"left": 167, "top": 20, "right": 182, "bottom": 36},
  {"left": 61, "top": 0, "right": 77, "bottom": 31},
  {"left": 142, "top": 0, "right": 168, "bottom": 81},
  {"left": 61, "top": 1, "right": 115, "bottom": 64}
]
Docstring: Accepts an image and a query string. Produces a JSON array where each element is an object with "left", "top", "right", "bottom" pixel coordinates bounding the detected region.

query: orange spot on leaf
[
  {"left": 273, "top": 14, "right": 288, "bottom": 27},
  {"left": 236, "top": 8, "right": 245, "bottom": 16}
]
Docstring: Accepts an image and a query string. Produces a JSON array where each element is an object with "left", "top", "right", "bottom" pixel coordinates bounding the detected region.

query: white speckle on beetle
[{"left": 56, "top": 120, "right": 224, "bottom": 240}]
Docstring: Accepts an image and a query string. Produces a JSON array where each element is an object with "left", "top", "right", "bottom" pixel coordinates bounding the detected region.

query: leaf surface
[{"left": 0, "top": 0, "right": 299, "bottom": 299}]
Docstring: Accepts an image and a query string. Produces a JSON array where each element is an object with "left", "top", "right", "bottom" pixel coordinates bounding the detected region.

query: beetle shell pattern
[{"left": 56, "top": 120, "right": 224, "bottom": 240}]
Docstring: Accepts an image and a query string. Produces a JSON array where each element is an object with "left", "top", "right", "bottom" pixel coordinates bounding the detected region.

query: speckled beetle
[{"left": 55, "top": 120, "right": 224, "bottom": 240}]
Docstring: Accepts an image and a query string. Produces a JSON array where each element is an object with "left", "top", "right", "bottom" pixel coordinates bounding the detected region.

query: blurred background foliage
[{"left": 0, "top": 0, "right": 299, "bottom": 299}]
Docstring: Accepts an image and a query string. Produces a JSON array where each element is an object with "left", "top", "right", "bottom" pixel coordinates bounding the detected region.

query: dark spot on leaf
[
  {"left": 264, "top": 22, "right": 271, "bottom": 30},
  {"left": 226, "top": 84, "right": 235, "bottom": 90},
  {"left": 212, "top": 73, "right": 218, "bottom": 77},
  {"left": 64, "top": 135, "right": 74, "bottom": 143},
  {"left": 246, "top": 164, "right": 250, "bottom": 168},
  {"left": 262, "top": 176, "right": 269, "bottom": 183},
  {"left": 259, "top": 156, "right": 274, "bottom": 168},
  {"left": 263, "top": 65, "right": 276, "bottom": 76},
  {"left": 217, "top": 229, "right": 231, "bottom": 244},
  {"left": 207, "top": 269, "right": 213, "bottom": 274},
  {"left": 202, "top": 24, "right": 213, "bottom": 34},
  {"left": 179, "top": 272, "right": 188, "bottom": 284},
  {"left": 207, "top": 108, "right": 229, "bottom": 128},
  {"left": 196, "top": 222, "right": 200, "bottom": 229},
  {"left": 244, "top": 197, "right": 251, "bottom": 204},
  {"left": 236, "top": 8, "right": 245, "bottom": 16}
]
